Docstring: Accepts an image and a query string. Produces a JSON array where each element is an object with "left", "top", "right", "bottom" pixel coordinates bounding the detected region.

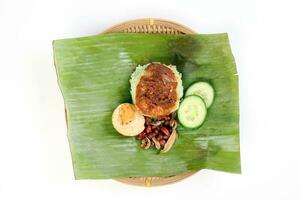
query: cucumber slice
[
  {"left": 178, "top": 95, "right": 207, "bottom": 129},
  {"left": 185, "top": 82, "right": 214, "bottom": 108}
]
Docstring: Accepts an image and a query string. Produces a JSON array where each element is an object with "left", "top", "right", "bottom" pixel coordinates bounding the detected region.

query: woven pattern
[
  {"left": 123, "top": 25, "right": 182, "bottom": 34},
  {"left": 103, "top": 18, "right": 195, "bottom": 35},
  {"left": 103, "top": 19, "right": 197, "bottom": 187}
]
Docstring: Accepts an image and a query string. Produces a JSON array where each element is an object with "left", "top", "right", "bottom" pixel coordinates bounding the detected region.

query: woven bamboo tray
[{"left": 102, "top": 18, "right": 199, "bottom": 187}]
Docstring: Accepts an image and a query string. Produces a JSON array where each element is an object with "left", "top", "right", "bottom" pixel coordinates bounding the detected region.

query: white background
[{"left": 1, "top": 0, "right": 300, "bottom": 199}]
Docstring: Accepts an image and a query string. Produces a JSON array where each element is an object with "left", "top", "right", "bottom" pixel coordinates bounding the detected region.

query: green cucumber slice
[
  {"left": 185, "top": 82, "right": 214, "bottom": 108},
  {"left": 178, "top": 95, "right": 207, "bottom": 129}
]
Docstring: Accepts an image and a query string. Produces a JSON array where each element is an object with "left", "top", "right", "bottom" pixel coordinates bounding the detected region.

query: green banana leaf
[{"left": 53, "top": 33, "right": 240, "bottom": 179}]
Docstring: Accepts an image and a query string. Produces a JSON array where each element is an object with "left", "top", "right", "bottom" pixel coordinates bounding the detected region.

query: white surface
[{"left": 0, "top": 0, "right": 300, "bottom": 199}]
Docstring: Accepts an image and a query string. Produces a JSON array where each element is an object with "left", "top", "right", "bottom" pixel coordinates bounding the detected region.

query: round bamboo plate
[
  {"left": 102, "top": 18, "right": 199, "bottom": 187},
  {"left": 103, "top": 18, "right": 195, "bottom": 34}
]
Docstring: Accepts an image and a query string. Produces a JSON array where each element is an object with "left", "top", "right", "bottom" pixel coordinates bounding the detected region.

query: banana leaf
[{"left": 53, "top": 33, "right": 240, "bottom": 179}]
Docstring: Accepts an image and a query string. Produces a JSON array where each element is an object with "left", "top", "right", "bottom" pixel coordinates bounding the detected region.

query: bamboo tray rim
[{"left": 103, "top": 18, "right": 195, "bottom": 34}]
